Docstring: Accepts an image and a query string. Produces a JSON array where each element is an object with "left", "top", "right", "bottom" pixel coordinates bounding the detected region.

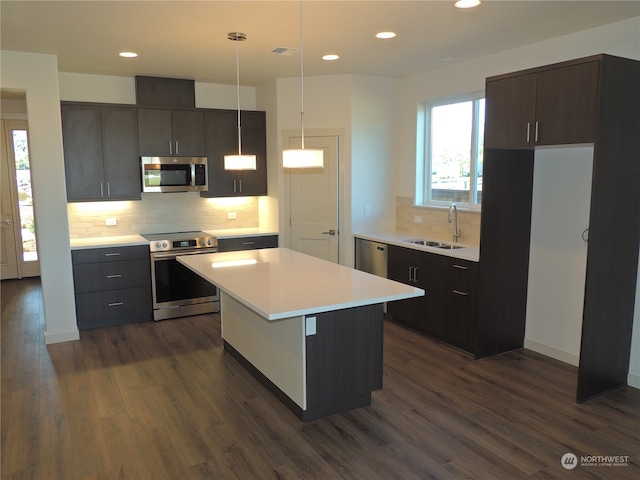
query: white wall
[
  {"left": 1, "top": 51, "right": 78, "bottom": 343},
  {"left": 58, "top": 71, "right": 256, "bottom": 109},
  {"left": 393, "top": 16, "right": 640, "bottom": 386},
  {"left": 256, "top": 79, "right": 280, "bottom": 233},
  {"left": 525, "top": 147, "right": 594, "bottom": 366},
  {"left": 350, "top": 75, "right": 396, "bottom": 238}
]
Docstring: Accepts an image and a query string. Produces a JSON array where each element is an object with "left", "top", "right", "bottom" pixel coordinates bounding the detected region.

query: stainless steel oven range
[{"left": 142, "top": 231, "right": 220, "bottom": 321}]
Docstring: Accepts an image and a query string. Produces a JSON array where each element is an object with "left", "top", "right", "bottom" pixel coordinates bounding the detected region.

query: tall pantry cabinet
[{"left": 478, "top": 54, "right": 640, "bottom": 402}]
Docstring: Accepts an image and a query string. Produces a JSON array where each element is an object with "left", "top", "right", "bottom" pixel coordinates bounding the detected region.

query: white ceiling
[{"left": 2, "top": 1, "right": 639, "bottom": 87}]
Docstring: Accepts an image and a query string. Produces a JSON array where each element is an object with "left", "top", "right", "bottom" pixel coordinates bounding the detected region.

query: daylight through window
[{"left": 418, "top": 95, "right": 484, "bottom": 208}]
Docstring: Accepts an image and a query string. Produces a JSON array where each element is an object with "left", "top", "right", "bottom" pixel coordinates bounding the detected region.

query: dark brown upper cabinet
[
  {"left": 201, "top": 109, "right": 268, "bottom": 198},
  {"left": 485, "top": 59, "right": 599, "bottom": 148},
  {"left": 61, "top": 102, "right": 141, "bottom": 202},
  {"left": 137, "top": 108, "right": 205, "bottom": 157}
]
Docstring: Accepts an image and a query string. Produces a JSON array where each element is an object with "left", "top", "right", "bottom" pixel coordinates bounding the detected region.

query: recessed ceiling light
[
  {"left": 455, "top": 0, "right": 481, "bottom": 8},
  {"left": 119, "top": 51, "right": 138, "bottom": 58},
  {"left": 375, "top": 32, "right": 396, "bottom": 39},
  {"left": 322, "top": 54, "right": 340, "bottom": 61}
]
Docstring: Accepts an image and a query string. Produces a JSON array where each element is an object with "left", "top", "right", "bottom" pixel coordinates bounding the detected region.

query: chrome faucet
[{"left": 448, "top": 202, "right": 461, "bottom": 243}]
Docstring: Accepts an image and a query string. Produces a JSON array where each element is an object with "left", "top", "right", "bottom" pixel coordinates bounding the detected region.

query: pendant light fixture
[
  {"left": 224, "top": 32, "right": 257, "bottom": 171},
  {"left": 282, "top": 0, "right": 324, "bottom": 169}
]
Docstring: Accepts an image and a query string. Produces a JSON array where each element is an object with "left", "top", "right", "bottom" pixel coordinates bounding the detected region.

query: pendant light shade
[
  {"left": 283, "top": 148, "right": 323, "bottom": 168},
  {"left": 224, "top": 32, "right": 257, "bottom": 171},
  {"left": 282, "top": 0, "right": 324, "bottom": 169},
  {"left": 224, "top": 154, "right": 257, "bottom": 170}
]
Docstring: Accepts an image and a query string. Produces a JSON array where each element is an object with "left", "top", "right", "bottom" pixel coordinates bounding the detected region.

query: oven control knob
[{"left": 207, "top": 239, "right": 213, "bottom": 246}]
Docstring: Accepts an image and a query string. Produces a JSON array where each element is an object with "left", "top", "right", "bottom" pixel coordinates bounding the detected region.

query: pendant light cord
[
  {"left": 235, "top": 34, "right": 242, "bottom": 156},
  {"left": 299, "top": 0, "right": 306, "bottom": 150}
]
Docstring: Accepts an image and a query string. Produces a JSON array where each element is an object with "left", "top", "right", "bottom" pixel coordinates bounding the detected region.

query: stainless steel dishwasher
[{"left": 355, "top": 238, "right": 388, "bottom": 278}]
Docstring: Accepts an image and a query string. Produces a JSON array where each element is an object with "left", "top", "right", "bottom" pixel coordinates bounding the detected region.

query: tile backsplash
[
  {"left": 396, "top": 196, "right": 481, "bottom": 246},
  {"left": 67, "top": 193, "right": 259, "bottom": 238}
]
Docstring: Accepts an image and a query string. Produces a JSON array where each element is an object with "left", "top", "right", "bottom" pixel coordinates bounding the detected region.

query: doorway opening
[{"left": 1, "top": 117, "right": 40, "bottom": 279}]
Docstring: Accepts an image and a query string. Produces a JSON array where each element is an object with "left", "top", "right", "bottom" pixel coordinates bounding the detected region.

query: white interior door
[
  {"left": 1, "top": 120, "right": 40, "bottom": 279},
  {"left": 287, "top": 135, "right": 339, "bottom": 263}
]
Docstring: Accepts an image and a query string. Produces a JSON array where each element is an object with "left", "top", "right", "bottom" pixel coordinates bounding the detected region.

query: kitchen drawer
[
  {"left": 72, "top": 245, "right": 149, "bottom": 264},
  {"left": 75, "top": 286, "right": 152, "bottom": 330},
  {"left": 387, "top": 245, "right": 448, "bottom": 272},
  {"left": 448, "top": 259, "right": 477, "bottom": 292},
  {"left": 217, "top": 235, "right": 278, "bottom": 252},
  {"left": 73, "top": 258, "right": 151, "bottom": 294}
]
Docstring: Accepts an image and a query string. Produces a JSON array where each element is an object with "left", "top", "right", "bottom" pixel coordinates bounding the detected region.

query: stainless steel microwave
[{"left": 141, "top": 157, "right": 208, "bottom": 193}]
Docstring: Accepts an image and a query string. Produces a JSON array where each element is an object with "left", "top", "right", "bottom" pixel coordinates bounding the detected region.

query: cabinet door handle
[
  {"left": 534, "top": 122, "right": 539, "bottom": 142},
  {"left": 104, "top": 252, "right": 121, "bottom": 257},
  {"left": 413, "top": 267, "right": 419, "bottom": 283},
  {"left": 453, "top": 290, "right": 468, "bottom": 296},
  {"left": 100, "top": 182, "right": 104, "bottom": 197},
  {"left": 526, "top": 122, "right": 531, "bottom": 143},
  {"left": 238, "top": 179, "right": 242, "bottom": 192},
  {"left": 408, "top": 266, "right": 414, "bottom": 282},
  {"left": 168, "top": 141, "right": 173, "bottom": 155},
  {"left": 106, "top": 274, "right": 122, "bottom": 279},
  {"left": 233, "top": 180, "right": 237, "bottom": 192},
  {"left": 107, "top": 182, "right": 111, "bottom": 197},
  {"left": 175, "top": 141, "right": 179, "bottom": 155},
  {"left": 108, "top": 302, "right": 124, "bottom": 307},
  {"left": 453, "top": 264, "right": 469, "bottom": 270}
]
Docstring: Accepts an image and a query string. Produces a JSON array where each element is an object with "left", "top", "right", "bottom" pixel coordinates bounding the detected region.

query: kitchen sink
[
  {"left": 405, "top": 239, "right": 447, "bottom": 247},
  {"left": 405, "top": 239, "right": 464, "bottom": 250}
]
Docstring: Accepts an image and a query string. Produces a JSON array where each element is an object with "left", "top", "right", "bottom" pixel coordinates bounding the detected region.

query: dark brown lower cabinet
[
  {"left": 387, "top": 245, "right": 478, "bottom": 354},
  {"left": 216, "top": 234, "right": 278, "bottom": 252},
  {"left": 71, "top": 245, "right": 152, "bottom": 330},
  {"left": 224, "top": 303, "right": 384, "bottom": 422}
]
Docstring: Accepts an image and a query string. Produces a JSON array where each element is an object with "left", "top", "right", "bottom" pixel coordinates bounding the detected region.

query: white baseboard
[
  {"left": 524, "top": 338, "right": 580, "bottom": 366},
  {"left": 525, "top": 339, "right": 640, "bottom": 391},
  {"left": 45, "top": 329, "right": 79, "bottom": 344}
]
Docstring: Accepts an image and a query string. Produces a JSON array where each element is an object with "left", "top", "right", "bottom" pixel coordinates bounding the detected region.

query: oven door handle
[{"left": 151, "top": 250, "right": 217, "bottom": 260}]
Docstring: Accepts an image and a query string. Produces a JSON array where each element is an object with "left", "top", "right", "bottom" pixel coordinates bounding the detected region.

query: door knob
[{"left": 322, "top": 229, "right": 337, "bottom": 236}]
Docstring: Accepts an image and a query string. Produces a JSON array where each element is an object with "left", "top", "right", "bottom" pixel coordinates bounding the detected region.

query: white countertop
[
  {"left": 69, "top": 228, "right": 278, "bottom": 250},
  {"left": 354, "top": 232, "right": 480, "bottom": 262},
  {"left": 178, "top": 248, "right": 424, "bottom": 321}
]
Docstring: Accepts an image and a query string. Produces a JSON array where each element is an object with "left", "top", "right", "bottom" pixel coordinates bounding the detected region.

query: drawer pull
[
  {"left": 242, "top": 242, "right": 255, "bottom": 245},
  {"left": 453, "top": 264, "right": 469, "bottom": 270},
  {"left": 106, "top": 274, "right": 122, "bottom": 279},
  {"left": 108, "top": 302, "right": 124, "bottom": 307},
  {"left": 104, "top": 252, "right": 121, "bottom": 257},
  {"left": 453, "top": 290, "right": 468, "bottom": 296}
]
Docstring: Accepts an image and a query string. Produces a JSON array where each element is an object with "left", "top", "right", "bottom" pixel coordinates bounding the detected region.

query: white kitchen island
[{"left": 179, "top": 247, "right": 424, "bottom": 422}]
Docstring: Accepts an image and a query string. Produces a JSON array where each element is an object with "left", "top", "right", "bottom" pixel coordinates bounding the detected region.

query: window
[{"left": 416, "top": 94, "right": 484, "bottom": 208}]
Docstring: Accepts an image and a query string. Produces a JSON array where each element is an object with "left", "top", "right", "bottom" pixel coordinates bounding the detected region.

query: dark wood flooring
[{"left": 2, "top": 277, "right": 639, "bottom": 479}]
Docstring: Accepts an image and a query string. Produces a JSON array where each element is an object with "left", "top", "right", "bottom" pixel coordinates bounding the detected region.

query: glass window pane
[
  {"left": 12, "top": 130, "right": 38, "bottom": 262},
  {"left": 430, "top": 101, "right": 472, "bottom": 203}
]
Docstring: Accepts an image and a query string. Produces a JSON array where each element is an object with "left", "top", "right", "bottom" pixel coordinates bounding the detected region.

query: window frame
[{"left": 416, "top": 91, "right": 485, "bottom": 210}]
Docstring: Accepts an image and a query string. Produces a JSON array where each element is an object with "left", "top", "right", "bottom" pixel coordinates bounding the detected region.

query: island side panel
[
  {"left": 220, "top": 291, "right": 306, "bottom": 409},
  {"left": 304, "top": 303, "right": 384, "bottom": 422}
]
